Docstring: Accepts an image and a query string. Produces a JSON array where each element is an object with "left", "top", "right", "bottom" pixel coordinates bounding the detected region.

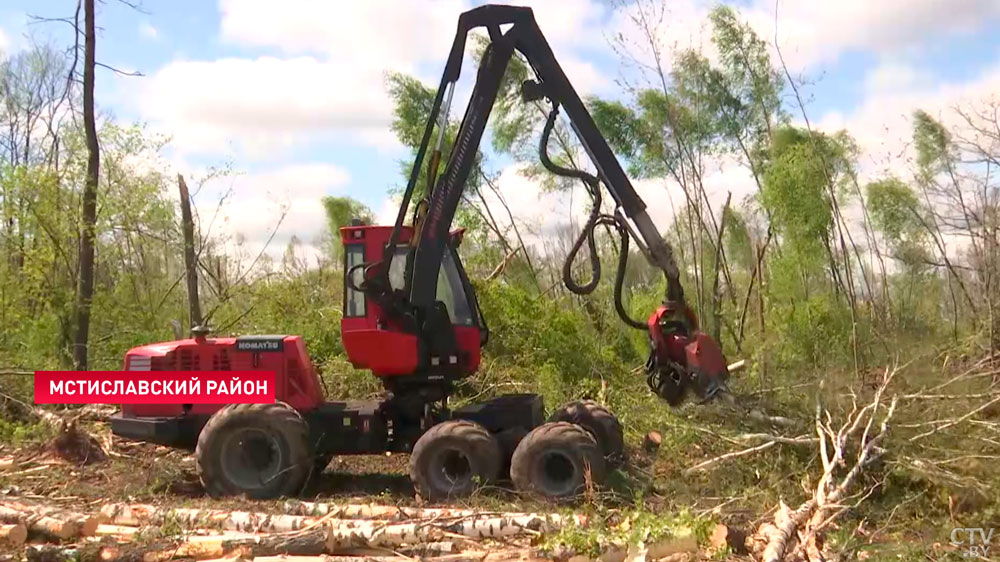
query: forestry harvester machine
[{"left": 111, "top": 5, "right": 729, "bottom": 500}]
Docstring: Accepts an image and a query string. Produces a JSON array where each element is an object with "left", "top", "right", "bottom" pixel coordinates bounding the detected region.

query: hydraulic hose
[
  {"left": 539, "top": 104, "right": 603, "bottom": 295},
  {"left": 539, "top": 103, "right": 646, "bottom": 330}
]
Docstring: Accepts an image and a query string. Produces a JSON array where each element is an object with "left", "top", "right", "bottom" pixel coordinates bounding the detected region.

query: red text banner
[{"left": 34, "top": 371, "right": 276, "bottom": 404}]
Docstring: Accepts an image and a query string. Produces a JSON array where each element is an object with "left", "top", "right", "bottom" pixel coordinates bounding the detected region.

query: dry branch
[
  {"left": 684, "top": 440, "right": 778, "bottom": 474},
  {"left": 752, "top": 366, "right": 900, "bottom": 561}
]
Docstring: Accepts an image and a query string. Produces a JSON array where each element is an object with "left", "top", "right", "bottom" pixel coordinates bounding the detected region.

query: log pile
[
  {"left": 5, "top": 500, "right": 590, "bottom": 562},
  {"left": 0, "top": 502, "right": 97, "bottom": 542},
  {"left": 4, "top": 498, "right": 715, "bottom": 562}
]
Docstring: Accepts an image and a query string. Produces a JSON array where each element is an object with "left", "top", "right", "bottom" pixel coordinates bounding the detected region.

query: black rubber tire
[
  {"left": 409, "top": 420, "right": 502, "bottom": 500},
  {"left": 548, "top": 400, "right": 625, "bottom": 467},
  {"left": 510, "top": 422, "right": 606, "bottom": 499},
  {"left": 195, "top": 402, "right": 311, "bottom": 499}
]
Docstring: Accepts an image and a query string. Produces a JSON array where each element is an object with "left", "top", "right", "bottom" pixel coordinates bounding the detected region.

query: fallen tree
[{"left": 748, "top": 366, "right": 900, "bottom": 561}]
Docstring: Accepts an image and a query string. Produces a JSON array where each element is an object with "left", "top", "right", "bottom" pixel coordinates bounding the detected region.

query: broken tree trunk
[{"left": 177, "top": 173, "right": 202, "bottom": 328}]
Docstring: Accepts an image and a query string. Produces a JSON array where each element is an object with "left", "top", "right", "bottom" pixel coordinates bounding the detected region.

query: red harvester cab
[{"left": 338, "top": 223, "right": 485, "bottom": 379}]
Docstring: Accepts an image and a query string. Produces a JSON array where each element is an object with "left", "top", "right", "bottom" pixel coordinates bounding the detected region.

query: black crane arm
[{"left": 385, "top": 4, "right": 683, "bottom": 326}]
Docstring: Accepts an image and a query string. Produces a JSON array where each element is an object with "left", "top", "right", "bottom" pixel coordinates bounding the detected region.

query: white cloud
[
  {"left": 818, "top": 59, "right": 1000, "bottom": 176},
  {"left": 863, "top": 60, "right": 932, "bottom": 94},
  {"left": 219, "top": 0, "right": 468, "bottom": 67},
  {"left": 139, "top": 22, "right": 159, "bottom": 40},
  {"left": 0, "top": 27, "right": 9, "bottom": 54},
  {"left": 610, "top": 0, "right": 1000, "bottom": 77},
  {"left": 468, "top": 154, "right": 756, "bottom": 258},
  {"left": 138, "top": 56, "right": 395, "bottom": 158},
  {"left": 137, "top": 0, "right": 621, "bottom": 159},
  {"left": 195, "top": 163, "right": 350, "bottom": 263},
  {"left": 750, "top": 0, "right": 1000, "bottom": 70}
]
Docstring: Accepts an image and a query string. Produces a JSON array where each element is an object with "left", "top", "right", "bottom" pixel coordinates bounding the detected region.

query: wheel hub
[
  {"left": 440, "top": 449, "right": 472, "bottom": 483},
  {"left": 537, "top": 451, "right": 576, "bottom": 495},
  {"left": 220, "top": 428, "right": 282, "bottom": 490}
]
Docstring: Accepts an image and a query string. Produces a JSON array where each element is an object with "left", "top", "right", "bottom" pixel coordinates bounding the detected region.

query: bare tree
[{"left": 72, "top": 0, "right": 98, "bottom": 370}]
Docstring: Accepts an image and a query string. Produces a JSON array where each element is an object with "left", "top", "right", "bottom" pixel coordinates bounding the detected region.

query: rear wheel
[
  {"left": 195, "top": 402, "right": 311, "bottom": 499},
  {"left": 548, "top": 400, "right": 625, "bottom": 467},
  {"left": 409, "top": 420, "right": 501, "bottom": 500},
  {"left": 510, "top": 422, "right": 606, "bottom": 499}
]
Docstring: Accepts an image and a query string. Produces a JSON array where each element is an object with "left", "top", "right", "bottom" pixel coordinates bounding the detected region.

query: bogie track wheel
[
  {"left": 548, "top": 400, "right": 625, "bottom": 467},
  {"left": 409, "top": 420, "right": 502, "bottom": 500},
  {"left": 510, "top": 422, "right": 606, "bottom": 500},
  {"left": 195, "top": 402, "right": 311, "bottom": 499}
]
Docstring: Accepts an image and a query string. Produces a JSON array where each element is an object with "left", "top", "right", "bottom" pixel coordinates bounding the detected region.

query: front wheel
[
  {"left": 510, "top": 422, "right": 606, "bottom": 500},
  {"left": 195, "top": 402, "right": 311, "bottom": 499}
]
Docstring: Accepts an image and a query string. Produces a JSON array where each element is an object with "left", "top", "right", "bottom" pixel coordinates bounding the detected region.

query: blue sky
[{"left": 1, "top": 0, "right": 999, "bottom": 260}]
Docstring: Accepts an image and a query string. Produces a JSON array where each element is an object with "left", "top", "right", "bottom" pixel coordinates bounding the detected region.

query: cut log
[
  {"left": 99, "top": 529, "right": 329, "bottom": 562},
  {"left": 0, "top": 504, "right": 79, "bottom": 540},
  {"left": 0, "top": 523, "right": 27, "bottom": 547},
  {"left": 97, "top": 503, "right": 157, "bottom": 526},
  {"left": 642, "top": 432, "right": 662, "bottom": 454},
  {"left": 2, "top": 501, "right": 98, "bottom": 536},
  {"left": 99, "top": 504, "right": 316, "bottom": 533},
  {"left": 324, "top": 513, "right": 561, "bottom": 550},
  {"left": 284, "top": 499, "right": 487, "bottom": 520},
  {"left": 0, "top": 457, "right": 15, "bottom": 472},
  {"left": 95, "top": 524, "right": 140, "bottom": 537},
  {"left": 708, "top": 523, "right": 747, "bottom": 554},
  {"left": 284, "top": 499, "right": 583, "bottom": 526}
]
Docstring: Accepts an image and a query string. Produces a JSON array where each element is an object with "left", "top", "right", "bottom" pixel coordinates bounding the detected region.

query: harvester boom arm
[{"left": 390, "top": 5, "right": 683, "bottom": 314}]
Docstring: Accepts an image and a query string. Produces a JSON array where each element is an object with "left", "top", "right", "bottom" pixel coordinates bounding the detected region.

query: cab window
[
  {"left": 389, "top": 246, "right": 474, "bottom": 326},
  {"left": 344, "top": 244, "right": 366, "bottom": 317}
]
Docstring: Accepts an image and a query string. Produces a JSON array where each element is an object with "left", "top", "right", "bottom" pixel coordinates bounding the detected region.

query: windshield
[{"left": 389, "top": 246, "right": 474, "bottom": 326}]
